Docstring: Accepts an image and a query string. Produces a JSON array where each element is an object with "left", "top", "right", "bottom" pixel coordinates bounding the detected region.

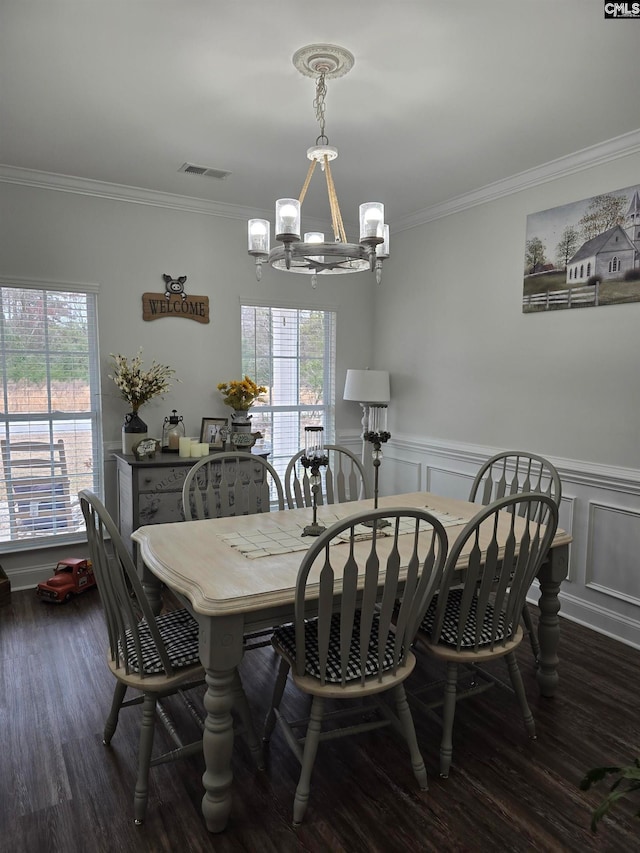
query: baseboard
[{"left": 556, "top": 590, "right": 640, "bottom": 651}]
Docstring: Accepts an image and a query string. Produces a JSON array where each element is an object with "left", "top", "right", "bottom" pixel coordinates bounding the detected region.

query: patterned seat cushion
[
  {"left": 420, "top": 588, "right": 513, "bottom": 648},
  {"left": 273, "top": 611, "right": 401, "bottom": 683},
  {"left": 119, "top": 608, "right": 201, "bottom": 675}
]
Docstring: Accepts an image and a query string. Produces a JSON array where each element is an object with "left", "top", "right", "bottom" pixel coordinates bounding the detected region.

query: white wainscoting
[{"left": 338, "top": 431, "right": 640, "bottom": 650}]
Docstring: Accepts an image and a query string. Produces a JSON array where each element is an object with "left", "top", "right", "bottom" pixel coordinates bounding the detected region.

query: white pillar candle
[
  {"left": 178, "top": 436, "right": 192, "bottom": 457},
  {"left": 190, "top": 441, "right": 202, "bottom": 458},
  {"left": 199, "top": 443, "right": 210, "bottom": 456}
]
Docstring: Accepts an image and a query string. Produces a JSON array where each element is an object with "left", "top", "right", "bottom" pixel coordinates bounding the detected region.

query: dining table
[{"left": 132, "top": 490, "right": 571, "bottom": 833}]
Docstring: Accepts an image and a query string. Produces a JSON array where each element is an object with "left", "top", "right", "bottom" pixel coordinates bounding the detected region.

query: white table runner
[{"left": 218, "top": 505, "right": 469, "bottom": 560}]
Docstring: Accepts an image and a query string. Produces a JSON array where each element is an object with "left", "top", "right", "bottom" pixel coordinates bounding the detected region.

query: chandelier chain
[{"left": 313, "top": 71, "right": 328, "bottom": 145}]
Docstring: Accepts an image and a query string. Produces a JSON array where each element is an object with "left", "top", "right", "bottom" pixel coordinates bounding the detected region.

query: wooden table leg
[
  {"left": 535, "top": 543, "right": 569, "bottom": 698},
  {"left": 198, "top": 614, "right": 246, "bottom": 833},
  {"left": 202, "top": 667, "right": 236, "bottom": 832}
]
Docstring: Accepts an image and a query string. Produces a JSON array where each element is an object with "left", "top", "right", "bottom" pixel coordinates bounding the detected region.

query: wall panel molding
[
  {"left": 392, "top": 434, "right": 640, "bottom": 495},
  {"left": 586, "top": 501, "right": 640, "bottom": 605},
  {"left": 384, "top": 434, "right": 640, "bottom": 649}
]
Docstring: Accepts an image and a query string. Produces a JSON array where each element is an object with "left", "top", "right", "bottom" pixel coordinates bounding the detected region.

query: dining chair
[
  {"left": 414, "top": 492, "right": 558, "bottom": 779},
  {"left": 468, "top": 450, "right": 562, "bottom": 662},
  {"left": 263, "top": 506, "right": 449, "bottom": 825},
  {"left": 284, "top": 444, "right": 370, "bottom": 509},
  {"left": 79, "top": 489, "right": 263, "bottom": 825},
  {"left": 182, "top": 451, "right": 285, "bottom": 521},
  {"left": 182, "top": 452, "right": 285, "bottom": 651}
]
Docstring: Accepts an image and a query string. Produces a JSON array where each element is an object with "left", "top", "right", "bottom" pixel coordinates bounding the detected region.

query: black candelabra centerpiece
[
  {"left": 301, "top": 426, "right": 329, "bottom": 537},
  {"left": 363, "top": 404, "right": 391, "bottom": 528}
]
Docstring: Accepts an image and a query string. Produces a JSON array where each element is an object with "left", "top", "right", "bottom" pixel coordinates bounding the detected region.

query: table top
[{"left": 132, "top": 492, "right": 572, "bottom": 618}]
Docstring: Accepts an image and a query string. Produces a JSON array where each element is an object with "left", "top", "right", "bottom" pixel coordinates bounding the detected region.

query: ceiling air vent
[{"left": 179, "top": 162, "right": 231, "bottom": 180}]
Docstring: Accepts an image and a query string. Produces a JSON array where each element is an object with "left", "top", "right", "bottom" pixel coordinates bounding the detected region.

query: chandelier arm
[
  {"left": 324, "top": 156, "right": 347, "bottom": 244},
  {"left": 323, "top": 155, "right": 340, "bottom": 241},
  {"left": 298, "top": 158, "right": 317, "bottom": 206}
]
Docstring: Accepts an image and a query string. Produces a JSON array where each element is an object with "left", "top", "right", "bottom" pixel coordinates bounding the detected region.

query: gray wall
[
  {"left": 372, "top": 149, "right": 640, "bottom": 647},
  {"left": 375, "top": 152, "right": 640, "bottom": 467}
]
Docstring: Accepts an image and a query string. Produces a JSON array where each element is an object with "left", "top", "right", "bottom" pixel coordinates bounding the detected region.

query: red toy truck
[{"left": 36, "top": 558, "right": 96, "bottom": 603}]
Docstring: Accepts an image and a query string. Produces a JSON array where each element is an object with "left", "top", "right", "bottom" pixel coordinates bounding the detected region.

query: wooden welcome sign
[{"left": 142, "top": 275, "right": 210, "bottom": 324}]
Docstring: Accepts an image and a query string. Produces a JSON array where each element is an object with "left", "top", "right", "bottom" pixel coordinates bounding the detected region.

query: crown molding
[
  {"left": 0, "top": 164, "right": 333, "bottom": 233},
  {"left": 0, "top": 164, "right": 261, "bottom": 220},
  {"left": 2, "top": 126, "right": 640, "bottom": 233},
  {"left": 392, "top": 127, "right": 640, "bottom": 233}
]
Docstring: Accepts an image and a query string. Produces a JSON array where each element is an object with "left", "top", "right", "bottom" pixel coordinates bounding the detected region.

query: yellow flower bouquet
[{"left": 217, "top": 376, "right": 266, "bottom": 411}]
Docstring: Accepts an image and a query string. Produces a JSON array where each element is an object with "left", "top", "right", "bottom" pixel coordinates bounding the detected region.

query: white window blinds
[
  {"left": 240, "top": 304, "right": 336, "bottom": 482},
  {"left": 0, "top": 281, "right": 102, "bottom": 547}
]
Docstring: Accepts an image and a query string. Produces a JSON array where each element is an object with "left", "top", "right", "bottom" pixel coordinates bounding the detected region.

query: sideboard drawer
[
  {"left": 136, "top": 466, "right": 189, "bottom": 494},
  {"left": 138, "top": 490, "right": 185, "bottom": 526}
]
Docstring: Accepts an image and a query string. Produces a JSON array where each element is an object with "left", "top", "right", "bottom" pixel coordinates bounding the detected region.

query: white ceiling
[{"left": 2, "top": 0, "right": 639, "bottom": 230}]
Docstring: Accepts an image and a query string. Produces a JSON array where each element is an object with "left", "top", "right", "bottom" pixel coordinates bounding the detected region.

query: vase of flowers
[
  {"left": 109, "top": 350, "right": 177, "bottom": 454},
  {"left": 217, "top": 376, "right": 266, "bottom": 439}
]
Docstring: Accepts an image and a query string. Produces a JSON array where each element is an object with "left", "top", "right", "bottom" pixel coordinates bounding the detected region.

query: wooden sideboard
[{"left": 114, "top": 448, "right": 269, "bottom": 555}]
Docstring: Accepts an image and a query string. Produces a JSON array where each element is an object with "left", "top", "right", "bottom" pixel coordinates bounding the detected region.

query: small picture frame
[{"left": 200, "top": 417, "right": 228, "bottom": 450}]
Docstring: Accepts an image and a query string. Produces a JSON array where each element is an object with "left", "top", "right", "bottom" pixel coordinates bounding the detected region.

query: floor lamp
[{"left": 343, "top": 369, "right": 391, "bottom": 513}]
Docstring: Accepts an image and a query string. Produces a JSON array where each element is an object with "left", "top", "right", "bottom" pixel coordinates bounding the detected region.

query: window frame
[
  {"left": 240, "top": 299, "right": 337, "bottom": 485},
  {"left": 0, "top": 275, "right": 103, "bottom": 551}
]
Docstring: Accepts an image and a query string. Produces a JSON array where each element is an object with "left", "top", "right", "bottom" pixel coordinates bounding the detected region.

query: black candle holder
[
  {"left": 300, "top": 453, "right": 329, "bottom": 536},
  {"left": 363, "top": 428, "right": 391, "bottom": 528}
]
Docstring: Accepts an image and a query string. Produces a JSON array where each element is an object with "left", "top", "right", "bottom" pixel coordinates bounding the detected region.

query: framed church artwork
[{"left": 522, "top": 183, "right": 640, "bottom": 313}]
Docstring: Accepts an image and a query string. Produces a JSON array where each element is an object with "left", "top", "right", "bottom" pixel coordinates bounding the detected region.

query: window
[
  {"left": 240, "top": 303, "right": 336, "bottom": 484},
  {"left": 0, "top": 279, "right": 102, "bottom": 547}
]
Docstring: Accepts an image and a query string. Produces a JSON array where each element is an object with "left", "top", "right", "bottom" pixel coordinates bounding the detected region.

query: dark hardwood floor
[{"left": 1, "top": 587, "right": 639, "bottom": 852}]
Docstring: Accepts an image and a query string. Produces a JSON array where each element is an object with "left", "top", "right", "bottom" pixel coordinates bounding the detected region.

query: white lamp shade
[{"left": 343, "top": 369, "right": 390, "bottom": 403}]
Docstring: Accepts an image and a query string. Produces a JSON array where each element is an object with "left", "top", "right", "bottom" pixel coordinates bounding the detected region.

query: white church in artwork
[{"left": 566, "top": 190, "right": 640, "bottom": 284}]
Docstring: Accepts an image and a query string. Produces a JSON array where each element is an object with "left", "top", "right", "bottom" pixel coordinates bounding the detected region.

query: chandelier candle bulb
[
  {"left": 275, "top": 199, "right": 301, "bottom": 239},
  {"left": 376, "top": 224, "right": 390, "bottom": 259},
  {"left": 304, "top": 232, "right": 325, "bottom": 265},
  {"left": 304, "top": 232, "right": 324, "bottom": 244},
  {"left": 359, "top": 203, "right": 385, "bottom": 240},
  {"left": 248, "top": 219, "right": 270, "bottom": 254}
]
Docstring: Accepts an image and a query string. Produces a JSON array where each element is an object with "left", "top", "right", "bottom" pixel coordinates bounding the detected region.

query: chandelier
[{"left": 247, "top": 44, "right": 389, "bottom": 288}]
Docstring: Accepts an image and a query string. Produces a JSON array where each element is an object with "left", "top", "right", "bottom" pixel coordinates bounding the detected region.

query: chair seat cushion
[
  {"left": 420, "top": 588, "right": 513, "bottom": 648},
  {"left": 273, "top": 611, "right": 400, "bottom": 683},
  {"left": 120, "top": 608, "right": 200, "bottom": 675}
]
